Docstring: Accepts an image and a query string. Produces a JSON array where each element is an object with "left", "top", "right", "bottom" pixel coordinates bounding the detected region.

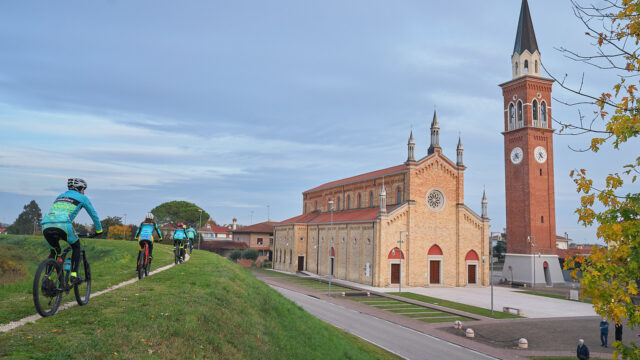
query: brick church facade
[{"left": 273, "top": 113, "right": 490, "bottom": 287}]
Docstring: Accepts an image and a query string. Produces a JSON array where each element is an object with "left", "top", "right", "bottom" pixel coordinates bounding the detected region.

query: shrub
[
  {"left": 229, "top": 250, "right": 242, "bottom": 262},
  {"left": 242, "top": 249, "right": 259, "bottom": 261}
]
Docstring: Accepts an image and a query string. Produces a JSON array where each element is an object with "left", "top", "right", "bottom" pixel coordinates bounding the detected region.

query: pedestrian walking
[
  {"left": 615, "top": 322, "right": 623, "bottom": 342},
  {"left": 577, "top": 339, "right": 590, "bottom": 360},
  {"left": 600, "top": 318, "right": 609, "bottom": 347}
]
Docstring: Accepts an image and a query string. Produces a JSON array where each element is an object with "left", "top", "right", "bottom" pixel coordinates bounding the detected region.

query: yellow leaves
[
  {"left": 51, "top": 329, "right": 62, "bottom": 333},
  {"left": 590, "top": 137, "right": 606, "bottom": 152},
  {"left": 628, "top": 282, "right": 639, "bottom": 296},
  {"left": 140, "top": 338, "right": 153, "bottom": 346},
  {"left": 605, "top": 174, "right": 624, "bottom": 189}
]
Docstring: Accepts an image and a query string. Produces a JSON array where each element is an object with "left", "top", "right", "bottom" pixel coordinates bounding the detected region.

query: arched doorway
[
  {"left": 465, "top": 250, "right": 479, "bottom": 285},
  {"left": 428, "top": 245, "right": 443, "bottom": 285},
  {"left": 329, "top": 247, "right": 335, "bottom": 276},
  {"left": 543, "top": 261, "right": 552, "bottom": 286},
  {"left": 388, "top": 247, "right": 404, "bottom": 284}
]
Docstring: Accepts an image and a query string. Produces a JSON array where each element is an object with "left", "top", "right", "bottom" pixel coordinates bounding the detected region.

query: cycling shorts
[{"left": 43, "top": 222, "right": 78, "bottom": 245}]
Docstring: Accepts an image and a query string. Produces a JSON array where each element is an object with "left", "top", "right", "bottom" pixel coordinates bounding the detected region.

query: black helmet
[{"left": 67, "top": 178, "right": 87, "bottom": 192}]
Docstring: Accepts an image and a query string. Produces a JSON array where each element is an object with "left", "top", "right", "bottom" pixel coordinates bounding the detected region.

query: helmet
[
  {"left": 67, "top": 178, "right": 87, "bottom": 192},
  {"left": 182, "top": 225, "right": 187, "bottom": 229},
  {"left": 145, "top": 213, "right": 154, "bottom": 220},
  {"left": 177, "top": 222, "right": 184, "bottom": 227}
]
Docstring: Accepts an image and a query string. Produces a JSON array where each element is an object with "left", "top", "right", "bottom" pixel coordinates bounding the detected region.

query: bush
[
  {"left": 242, "top": 249, "right": 259, "bottom": 261},
  {"left": 229, "top": 250, "right": 242, "bottom": 262}
]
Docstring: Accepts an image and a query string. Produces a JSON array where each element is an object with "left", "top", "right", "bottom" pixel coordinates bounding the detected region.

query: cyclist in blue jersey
[
  {"left": 41, "top": 178, "right": 103, "bottom": 284},
  {"left": 134, "top": 213, "right": 163, "bottom": 268},
  {"left": 185, "top": 226, "right": 196, "bottom": 253},
  {"left": 173, "top": 223, "right": 188, "bottom": 261}
]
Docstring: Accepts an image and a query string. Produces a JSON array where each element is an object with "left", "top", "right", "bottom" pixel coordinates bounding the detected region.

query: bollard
[
  {"left": 518, "top": 338, "right": 528, "bottom": 349},
  {"left": 465, "top": 328, "right": 475, "bottom": 338},
  {"left": 341, "top": 292, "right": 345, "bottom": 296},
  {"left": 453, "top": 320, "right": 462, "bottom": 329},
  {"left": 367, "top": 292, "right": 371, "bottom": 297}
]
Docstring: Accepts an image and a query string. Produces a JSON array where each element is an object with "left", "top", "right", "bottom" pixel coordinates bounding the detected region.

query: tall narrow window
[
  {"left": 397, "top": 187, "right": 402, "bottom": 203},
  {"left": 315, "top": 200, "right": 318, "bottom": 210},
  {"left": 337, "top": 197, "right": 340, "bottom": 211},
  {"left": 517, "top": 101, "right": 523, "bottom": 128},
  {"left": 347, "top": 195, "right": 350, "bottom": 209},
  {"left": 524, "top": 60, "right": 529, "bottom": 73},
  {"left": 535, "top": 60, "right": 538, "bottom": 73},
  {"left": 509, "top": 103, "right": 515, "bottom": 130},
  {"left": 515, "top": 61, "right": 519, "bottom": 76},
  {"left": 541, "top": 216, "right": 544, "bottom": 224},
  {"left": 541, "top": 101, "right": 547, "bottom": 127},
  {"left": 532, "top": 99, "right": 539, "bottom": 127},
  {"left": 357, "top": 193, "right": 362, "bottom": 208},
  {"left": 369, "top": 191, "right": 373, "bottom": 207},
  {"left": 289, "top": 249, "right": 292, "bottom": 264}
]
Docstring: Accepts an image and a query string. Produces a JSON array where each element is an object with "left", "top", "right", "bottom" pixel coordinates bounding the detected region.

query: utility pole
[
  {"left": 328, "top": 200, "right": 333, "bottom": 296},
  {"left": 398, "top": 231, "right": 408, "bottom": 293},
  {"left": 123, "top": 214, "right": 127, "bottom": 241},
  {"left": 198, "top": 209, "right": 203, "bottom": 250}
]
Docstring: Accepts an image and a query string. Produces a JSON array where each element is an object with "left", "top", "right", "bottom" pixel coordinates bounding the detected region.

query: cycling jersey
[
  {"left": 186, "top": 228, "right": 196, "bottom": 240},
  {"left": 41, "top": 190, "right": 102, "bottom": 244},
  {"left": 173, "top": 228, "right": 188, "bottom": 240},
  {"left": 135, "top": 222, "right": 162, "bottom": 242}
]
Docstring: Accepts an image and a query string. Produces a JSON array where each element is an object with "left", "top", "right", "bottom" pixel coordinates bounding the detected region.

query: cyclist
[
  {"left": 185, "top": 225, "right": 197, "bottom": 254},
  {"left": 41, "top": 178, "right": 103, "bottom": 284},
  {"left": 173, "top": 223, "right": 188, "bottom": 261},
  {"left": 133, "top": 213, "right": 162, "bottom": 270}
]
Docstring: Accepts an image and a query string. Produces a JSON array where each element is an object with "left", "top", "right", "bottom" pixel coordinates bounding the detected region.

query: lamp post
[
  {"left": 490, "top": 231, "right": 502, "bottom": 316},
  {"left": 198, "top": 209, "right": 203, "bottom": 250},
  {"left": 528, "top": 235, "right": 536, "bottom": 289},
  {"left": 328, "top": 200, "right": 334, "bottom": 296},
  {"left": 123, "top": 214, "right": 127, "bottom": 241},
  {"left": 398, "top": 231, "right": 408, "bottom": 293}
]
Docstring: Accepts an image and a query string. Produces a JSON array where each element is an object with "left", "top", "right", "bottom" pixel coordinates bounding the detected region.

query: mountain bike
[
  {"left": 33, "top": 234, "right": 93, "bottom": 317},
  {"left": 174, "top": 241, "right": 182, "bottom": 264},
  {"left": 137, "top": 240, "right": 152, "bottom": 279}
]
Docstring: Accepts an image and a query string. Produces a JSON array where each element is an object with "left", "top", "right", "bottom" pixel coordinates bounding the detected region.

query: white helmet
[
  {"left": 67, "top": 178, "right": 87, "bottom": 192},
  {"left": 145, "top": 213, "right": 154, "bottom": 220}
]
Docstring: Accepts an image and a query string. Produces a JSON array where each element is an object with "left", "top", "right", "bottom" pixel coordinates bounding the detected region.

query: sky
[{"left": 0, "top": 1, "right": 637, "bottom": 244}]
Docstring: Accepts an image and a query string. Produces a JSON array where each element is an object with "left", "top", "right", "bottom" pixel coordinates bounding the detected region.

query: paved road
[{"left": 271, "top": 285, "right": 497, "bottom": 360}]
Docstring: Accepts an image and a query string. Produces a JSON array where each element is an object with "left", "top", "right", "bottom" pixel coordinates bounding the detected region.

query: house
[
  {"left": 159, "top": 222, "right": 177, "bottom": 239},
  {"left": 232, "top": 221, "right": 276, "bottom": 262},
  {"left": 199, "top": 240, "right": 248, "bottom": 258},
  {"left": 199, "top": 219, "right": 232, "bottom": 241}
]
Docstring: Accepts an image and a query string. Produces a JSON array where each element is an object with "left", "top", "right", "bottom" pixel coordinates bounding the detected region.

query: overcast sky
[{"left": 1, "top": 1, "right": 637, "bottom": 244}]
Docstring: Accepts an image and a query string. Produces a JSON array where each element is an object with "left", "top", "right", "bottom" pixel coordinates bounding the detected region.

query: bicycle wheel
[
  {"left": 33, "top": 258, "right": 63, "bottom": 317},
  {"left": 144, "top": 245, "right": 151, "bottom": 276},
  {"left": 137, "top": 249, "right": 145, "bottom": 280},
  {"left": 74, "top": 252, "right": 91, "bottom": 305},
  {"left": 174, "top": 246, "right": 179, "bottom": 264}
]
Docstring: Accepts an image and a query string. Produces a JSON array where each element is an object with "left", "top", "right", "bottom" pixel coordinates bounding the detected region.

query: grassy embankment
[
  {"left": 0, "top": 236, "right": 400, "bottom": 359},
  {"left": 396, "top": 292, "right": 522, "bottom": 319},
  {"left": 0, "top": 234, "right": 174, "bottom": 324}
]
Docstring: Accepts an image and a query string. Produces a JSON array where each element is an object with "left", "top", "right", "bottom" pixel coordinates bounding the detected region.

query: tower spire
[
  {"left": 481, "top": 188, "right": 488, "bottom": 219},
  {"left": 407, "top": 130, "right": 415, "bottom": 162},
  {"left": 379, "top": 178, "right": 387, "bottom": 214},
  {"left": 511, "top": 0, "right": 541, "bottom": 78},
  {"left": 428, "top": 109, "right": 441, "bottom": 155},
  {"left": 456, "top": 135, "right": 464, "bottom": 167}
]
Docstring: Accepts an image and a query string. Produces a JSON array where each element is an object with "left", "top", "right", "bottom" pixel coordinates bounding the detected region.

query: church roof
[
  {"left": 513, "top": 0, "right": 539, "bottom": 55},
  {"left": 277, "top": 206, "right": 395, "bottom": 225},
  {"left": 232, "top": 221, "right": 276, "bottom": 234},
  {"left": 304, "top": 164, "right": 407, "bottom": 193}
]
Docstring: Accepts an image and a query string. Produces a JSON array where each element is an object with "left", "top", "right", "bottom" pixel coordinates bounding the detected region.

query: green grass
[
  {"left": 351, "top": 296, "right": 474, "bottom": 324},
  {"left": 395, "top": 292, "right": 522, "bottom": 319},
  {"left": 251, "top": 268, "right": 297, "bottom": 278},
  {"left": 284, "top": 277, "right": 356, "bottom": 293},
  {"left": 0, "top": 246, "right": 400, "bottom": 359},
  {"left": 0, "top": 234, "right": 173, "bottom": 324}
]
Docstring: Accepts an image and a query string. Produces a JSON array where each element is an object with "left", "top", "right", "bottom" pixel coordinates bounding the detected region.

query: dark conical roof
[{"left": 513, "top": 0, "right": 539, "bottom": 55}]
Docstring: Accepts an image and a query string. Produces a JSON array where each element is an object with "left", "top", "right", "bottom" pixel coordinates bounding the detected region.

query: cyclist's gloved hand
[{"left": 89, "top": 232, "right": 99, "bottom": 238}]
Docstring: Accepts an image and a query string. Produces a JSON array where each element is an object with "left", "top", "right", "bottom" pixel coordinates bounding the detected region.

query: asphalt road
[{"left": 271, "top": 285, "right": 498, "bottom": 360}]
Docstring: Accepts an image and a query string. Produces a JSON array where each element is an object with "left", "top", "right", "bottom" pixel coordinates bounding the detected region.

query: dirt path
[{"left": 0, "top": 254, "right": 189, "bottom": 333}]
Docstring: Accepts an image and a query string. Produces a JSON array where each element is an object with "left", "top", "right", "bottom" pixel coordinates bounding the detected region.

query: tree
[
  {"left": 73, "top": 222, "right": 90, "bottom": 237},
  {"left": 229, "top": 250, "right": 242, "bottom": 262},
  {"left": 242, "top": 249, "right": 259, "bottom": 261},
  {"left": 555, "top": 2, "right": 640, "bottom": 358},
  {"left": 493, "top": 240, "right": 507, "bottom": 262},
  {"left": 150, "top": 201, "right": 210, "bottom": 227},
  {"left": 7, "top": 200, "right": 42, "bottom": 235},
  {"left": 107, "top": 224, "right": 137, "bottom": 240},
  {"left": 100, "top": 216, "right": 123, "bottom": 238}
]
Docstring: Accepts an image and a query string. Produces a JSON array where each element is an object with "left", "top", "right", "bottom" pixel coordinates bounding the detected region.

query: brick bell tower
[{"left": 499, "top": 0, "right": 564, "bottom": 286}]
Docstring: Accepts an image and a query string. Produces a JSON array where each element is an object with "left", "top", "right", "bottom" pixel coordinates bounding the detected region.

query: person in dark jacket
[
  {"left": 600, "top": 318, "right": 609, "bottom": 347},
  {"left": 577, "top": 339, "right": 589, "bottom": 360},
  {"left": 615, "top": 322, "right": 623, "bottom": 343}
]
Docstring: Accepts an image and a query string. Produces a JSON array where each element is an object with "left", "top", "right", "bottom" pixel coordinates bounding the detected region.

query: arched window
[
  {"left": 517, "top": 101, "right": 523, "bottom": 128},
  {"left": 369, "top": 191, "right": 373, "bottom": 207},
  {"left": 535, "top": 60, "right": 538, "bottom": 73},
  {"left": 524, "top": 60, "right": 529, "bottom": 73},
  {"left": 289, "top": 249, "right": 292, "bottom": 264},
  {"left": 541, "top": 101, "right": 547, "bottom": 127},
  {"left": 357, "top": 193, "right": 362, "bottom": 208},
  {"left": 397, "top": 187, "right": 402, "bottom": 203},
  {"left": 515, "top": 61, "right": 518, "bottom": 76},
  {"left": 337, "top": 197, "right": 341, "bottom": 211},
  {"left": 283, "top": 250, "right": 286, "bottom": 264},
  {"left": 532, "top": 99, "right": 539, "bottom": 127},
  {"left": 509, "top": 103, "right": 515, "bottom": 130},
  {"left": 346, "top": 195, "right": 351, "bottom": 209}
]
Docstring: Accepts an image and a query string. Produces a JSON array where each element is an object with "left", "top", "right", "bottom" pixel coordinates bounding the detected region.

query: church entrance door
[
  {"left": 390, "top": 264, "right": 400, "bottom": 284},
  {"left": 429, "top": 260, "right": 440, "bottom": 284},
  {"left": 297, "top": 256, "right": 304, "bottom": 271},
  {"left": 467, "top": 264, "right": 477, "bottom": 284}
]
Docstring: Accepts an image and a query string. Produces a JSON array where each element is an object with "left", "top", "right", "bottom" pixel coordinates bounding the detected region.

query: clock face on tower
[
  {"left": 534, "top": 146, "right": 547, "bottom": 163},
  {"left": 510, "top": 147, "right": 523, "bottom": 164}
]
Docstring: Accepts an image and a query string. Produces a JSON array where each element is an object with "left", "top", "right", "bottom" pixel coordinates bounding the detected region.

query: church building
[{"left": 273, "top": 113, "right": 490, "bottom": 287}]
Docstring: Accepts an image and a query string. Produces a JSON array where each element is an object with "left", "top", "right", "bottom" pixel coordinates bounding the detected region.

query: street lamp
[
  {"left": 198, "top": 209, "right": 203, "bottom": 250},
  {"left": 490, "top": 231, "right": 502, "bottom": 316},
  {"left": 328, "top": 200, "right": 334, "bottom": 296},
  {"left": 528, "top": 235, "right": 536, "bottom": 289},
  {"left": 398, "top": 231, "right": 408, "bottom": 293}
]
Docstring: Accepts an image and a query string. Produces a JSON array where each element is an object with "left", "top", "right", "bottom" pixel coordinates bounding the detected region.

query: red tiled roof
[
  {"left": 304, "top": 164, "right": 407, "bottom": 193},
  {"left": 277, "top": 206, "right": 395, "bottom": 225},
  {"left": 200, "top": 225, "right": 231, "bottom": 233},
  {"left": 200, "top": 240, "right": 248, "bottom": 251},
  {"left": 556, "top": 246, "right": 594, "bottom": 259},
  {"left": 232, "top": 221, "right": 276, "bottom": 234}
]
